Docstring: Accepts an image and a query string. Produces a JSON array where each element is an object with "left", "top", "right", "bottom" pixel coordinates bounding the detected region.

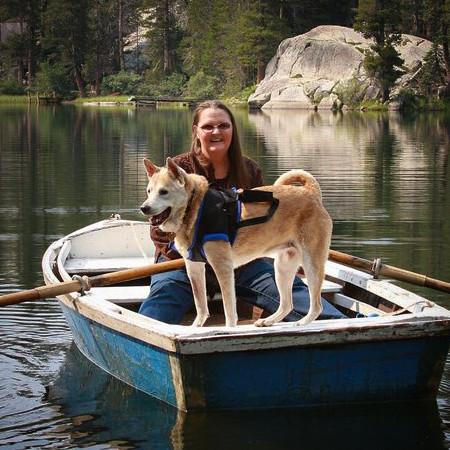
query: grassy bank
[
  {"left": 0, "top": 94, "right": 132, "bottom": 105},
  {"left": 70, "top": 95, "right": 130, "bottom": 104},
  {"left": 0, "top": 95, "right": 35, "bottom": 103}
]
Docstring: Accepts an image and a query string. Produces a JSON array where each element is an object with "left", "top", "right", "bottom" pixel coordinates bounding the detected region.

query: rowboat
[{"left": 42, "top": 217, "right": 450, "bottom": 411}]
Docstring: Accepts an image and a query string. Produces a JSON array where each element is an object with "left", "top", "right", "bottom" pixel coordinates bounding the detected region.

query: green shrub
[
  {"left": 391, "top": 89, "right": 447, "bottom": 111},
  {"left": 159, "top": 72, "right": 187, "bottom": 96},
  {"left": 136, "top": 81, "right": 156, "bottom": 97},
  {"left": 138, "top": 72, "right": 187, "bottom": 97},
  {"left": 363, "top": 44, "right": 404, "bottom": 101},
  {"left": 415, "top": 44, "right": 445, "bottom": 98},
  {"left": 183, "top": 71, "right": 219, "bottom": 99},
  {"left": 223, "top": 84, "right": 257, "bottom": 104},
  {"left": 0, "top": 78, "right": 25, "bottom": 95},
  {"left": 394, "top": 89, "right": 419, "bottom": 111},
  {"left": 237, "top": 84, "right": 256, "bottom": 101},
  {"left": 101, "top": 71, "right": 142, "bottom": 95},
  {"left": 360, "top": 99, "right": 388, "bottom": 111},
  {"left": 335, "top": 78, "right": 367, "bottom": 108},
  {"left": 414, "top": 97, "right": 446, "bottom": 111},
  {"left": 35, "top": 62, "right": 73, "bottom": 97}
]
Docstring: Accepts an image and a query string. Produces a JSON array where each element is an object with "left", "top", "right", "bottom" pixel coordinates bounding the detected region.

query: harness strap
[
  {"left": 184, "top": 187, "right": 279, "bottom": 262},
  {"left": 238, "top": 189, "right": 273, "bottom": 203},
  {"left": 237, "top": 189, "right": 279, "bottom": 228}
]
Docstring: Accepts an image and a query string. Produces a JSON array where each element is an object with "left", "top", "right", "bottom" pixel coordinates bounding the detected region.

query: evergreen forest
[{"left": 0, "top": 0, "right": 449, "bottom": 102}]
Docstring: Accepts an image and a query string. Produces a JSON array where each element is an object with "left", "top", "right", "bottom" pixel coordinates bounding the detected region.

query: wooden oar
[
  {"left": 0, "top": 259, "right": 186, "bottom": 308},
  {"left": 329, "top": 249, "right": 450, "bottom": 293},
  {"left": 1, "top": 248, "right": 448, "bottom": 308}
]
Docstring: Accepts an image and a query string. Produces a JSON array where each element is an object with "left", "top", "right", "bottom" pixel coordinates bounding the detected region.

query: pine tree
[
  {"left": 183, "top": 0, "right": 290, "bottom": 95},
  {"left": 416, "top": 42, "right": 445, "bottom": 96},
  {"left": 401, "top": 0, "right": 427, "bottom": 37},
  {"left": 354, "top": 0, "right": 405, "bottom": 101},
  {"left": 41, "top": 0, "right": 91, "bottom": 96},
  {"left": 183, "top": 0, "right": 233, "bottom": 78},
  {"left": 279, "top": 0, "right": 357, "bottom": 35},
  {"left": 142, "top": 0, "right": 183, "bottom": 78},
  {"left": 423, "top": 0, "right": 450, "bottom": 96},
  {"left": 228, "top": 0, "right": 288, "bottom": 89},
  {"left": 0, "top": 0, "right": 41, "bottom": 86}
]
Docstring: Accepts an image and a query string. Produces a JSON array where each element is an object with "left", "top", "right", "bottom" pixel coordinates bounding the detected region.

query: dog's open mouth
[{"left": 150, "top": 208, "right": 171, "bottom": 226}]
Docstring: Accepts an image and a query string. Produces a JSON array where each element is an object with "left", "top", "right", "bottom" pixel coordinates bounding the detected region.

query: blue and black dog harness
[{"left": 186, "top": 187, "right": 279, "bottom": 262}]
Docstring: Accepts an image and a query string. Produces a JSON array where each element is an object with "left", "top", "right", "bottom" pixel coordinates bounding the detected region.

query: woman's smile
[{"left": 195, "top": 109, "right": 233, "bottom": 158}]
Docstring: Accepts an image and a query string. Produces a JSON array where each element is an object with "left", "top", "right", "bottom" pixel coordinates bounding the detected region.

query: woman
[{"left": 139, "top": 100, "right": 344, "bottom": 323}]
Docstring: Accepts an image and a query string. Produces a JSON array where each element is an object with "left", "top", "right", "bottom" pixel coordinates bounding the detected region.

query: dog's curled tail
[{"left": 274, "top": 170, "right": 322, "bottom": 199}]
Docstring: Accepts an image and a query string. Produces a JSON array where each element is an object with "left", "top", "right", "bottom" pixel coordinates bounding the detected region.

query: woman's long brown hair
[{"left": 190, "top": 100, "right": 251, "bottom": 188}]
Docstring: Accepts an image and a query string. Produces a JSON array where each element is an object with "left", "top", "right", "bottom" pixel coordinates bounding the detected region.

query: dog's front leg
[
  {"left": 203, "top": 241, "right": 238, "bottom": 327},
  {"left": 185, "top": 260, "right": 209, "bottom": 327}
]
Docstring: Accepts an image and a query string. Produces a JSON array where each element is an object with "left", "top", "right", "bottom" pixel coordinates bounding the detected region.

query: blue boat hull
[{"left": 60, "top": 302, "right": 449, "bottom": 411}]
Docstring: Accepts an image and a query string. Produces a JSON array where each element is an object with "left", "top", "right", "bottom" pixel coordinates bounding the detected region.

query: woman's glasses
[{"left": 198, "top": 123, "right": 232, "bottom": 134}]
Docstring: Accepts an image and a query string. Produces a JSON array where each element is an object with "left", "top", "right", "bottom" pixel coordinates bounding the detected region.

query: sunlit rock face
[{"left": 248, "top": 25, "right": 432, "bottom": 110}]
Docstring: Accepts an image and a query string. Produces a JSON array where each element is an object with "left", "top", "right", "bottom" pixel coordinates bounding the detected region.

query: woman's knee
[{"left": 139, "top": 272, "right": 194, "bottom": 323}]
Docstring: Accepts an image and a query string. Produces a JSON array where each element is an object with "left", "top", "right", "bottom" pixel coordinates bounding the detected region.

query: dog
[{"left": 141, "top": 157, "right": 332, "bottom": 328}]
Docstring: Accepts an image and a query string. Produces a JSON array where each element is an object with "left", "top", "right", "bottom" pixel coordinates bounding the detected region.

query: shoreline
[{"left": 0, "top": 95, "right": 447, "bottom": 112}]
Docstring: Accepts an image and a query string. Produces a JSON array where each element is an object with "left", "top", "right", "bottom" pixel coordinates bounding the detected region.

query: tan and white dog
[{"left": 141, "top": 157, "right": 332, "bottom": 328}]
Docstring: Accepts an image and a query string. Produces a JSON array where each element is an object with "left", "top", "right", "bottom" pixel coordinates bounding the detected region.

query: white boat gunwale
[{"left": 42, "top": 219, "right": 450, "bottom": 356}]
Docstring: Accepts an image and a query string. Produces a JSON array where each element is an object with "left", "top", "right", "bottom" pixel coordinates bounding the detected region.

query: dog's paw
[
  {"left": 295, "top": 315, "right": 317, "bottom": 326},
  {"left": 254, "top": 318, "right": 274, "bottom": 327},
  {"left": 295, "top": 318, "right": 310, "bottom": 326},
  {"left": 192, "top": 314, "right": 209, "bottom": 327}
]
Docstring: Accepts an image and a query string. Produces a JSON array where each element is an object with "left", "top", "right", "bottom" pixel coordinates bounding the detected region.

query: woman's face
[{"left": 194, "top": 108, "right": 233, "bottom": 161}]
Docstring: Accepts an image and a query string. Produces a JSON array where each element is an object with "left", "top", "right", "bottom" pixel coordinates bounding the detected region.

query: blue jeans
[{"left": 138, "top": 258, "right": 345, "bottom": 324}]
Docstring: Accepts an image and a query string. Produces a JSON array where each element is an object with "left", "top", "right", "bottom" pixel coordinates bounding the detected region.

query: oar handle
[
  {"left": 0, "top": 259, "right": 186, "bottom": 308},
  {"left": 379, "top": 264, "right": 450, "bottom": 293},
  {"left": 328, "top": 250, "right": 450, "bottom": 294}
]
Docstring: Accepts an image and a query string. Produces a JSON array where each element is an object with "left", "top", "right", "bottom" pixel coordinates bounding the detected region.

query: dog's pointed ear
[
  {"left": 166, "top": 157, "right": 187, "bottom": 185},
  {"left": 143, "top": 158, "right": 160, "bottom": 178}
]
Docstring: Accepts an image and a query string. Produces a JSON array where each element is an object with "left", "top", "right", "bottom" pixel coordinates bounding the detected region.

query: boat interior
[{"left": 48, "top": 220, "right": 434, "bottom": 327}]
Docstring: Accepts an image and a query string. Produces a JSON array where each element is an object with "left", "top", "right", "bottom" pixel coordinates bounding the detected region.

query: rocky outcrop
[{"left": 248, "top": 25, "right": 433, "bottom": 110}]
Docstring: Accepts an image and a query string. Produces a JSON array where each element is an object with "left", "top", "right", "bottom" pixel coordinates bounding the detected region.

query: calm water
[{"left": 0, "top": 104, "right": 449, "bottom": 449}]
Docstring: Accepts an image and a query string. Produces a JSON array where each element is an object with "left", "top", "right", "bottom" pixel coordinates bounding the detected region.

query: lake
[{"left": 0, "top": 104, "right": 449, "bottom": 449}]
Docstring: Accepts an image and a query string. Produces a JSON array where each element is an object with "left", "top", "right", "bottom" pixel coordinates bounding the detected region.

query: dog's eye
[{"left": 159, "top": 188, "right": 168, "bottom": 195}]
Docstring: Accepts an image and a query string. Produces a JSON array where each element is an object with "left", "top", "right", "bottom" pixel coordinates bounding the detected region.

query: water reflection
[
  {"left": 45, "top": 345, "right": 446, "bottom": 450},
  {"left": 0, "top": 105, "right": 192, "bottom": 292},
  {"left": 248, "top": 109, "right": 449, "bottom": 211}
]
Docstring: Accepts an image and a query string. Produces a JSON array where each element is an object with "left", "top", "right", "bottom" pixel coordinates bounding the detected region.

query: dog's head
[{"left": 140, "top": 157, "right": 190, "bottom": 233}]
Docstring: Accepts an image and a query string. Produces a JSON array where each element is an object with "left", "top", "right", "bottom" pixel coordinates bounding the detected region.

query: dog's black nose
[{"left": 141, "top": 205, "right": 151, "bottom": 215}]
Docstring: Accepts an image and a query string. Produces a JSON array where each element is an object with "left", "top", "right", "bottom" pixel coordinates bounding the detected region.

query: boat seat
[
  {"left": 207, "top": 278, "right": 342, "bottom": 302},
  {"left": 301, "top": 278, "right": 342, "bottom": 294},
  {"left": 87, "top": 278, "right": 342, "bottom": 306},
  {"left": 88, "top": 286, "right": 150, "bottom": 304},
  {"left": 65, "top": 257, "right": 152, "bottom": 274}
]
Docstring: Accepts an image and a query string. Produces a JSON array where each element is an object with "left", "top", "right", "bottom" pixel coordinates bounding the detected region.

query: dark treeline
[{"left": 0, "top": 0, "right": 448, "bottom": 99}]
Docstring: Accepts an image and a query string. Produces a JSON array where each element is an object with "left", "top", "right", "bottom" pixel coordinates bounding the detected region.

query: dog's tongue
[{"left": 150, "top": 208, "right": 171, "bottom": 227}]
